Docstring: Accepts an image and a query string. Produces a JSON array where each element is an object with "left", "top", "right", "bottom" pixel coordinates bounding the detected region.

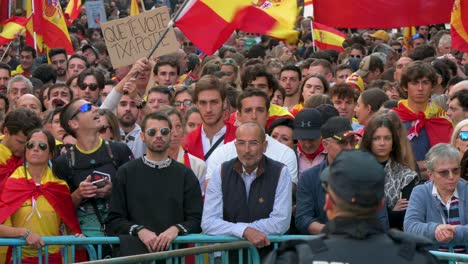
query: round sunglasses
[
  {"left": 146, "top": 127, "right": 171, "bottom": 136},
  {"left": 26, "top": 141, "right": 48, "bottom": 151}
]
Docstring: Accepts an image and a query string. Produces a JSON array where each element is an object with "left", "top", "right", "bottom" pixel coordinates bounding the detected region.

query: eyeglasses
[
  {"left": 174, "top": 100, "right": 193, "bottom": 108},
  {"left": 71, "top": 103, "right": 93, "bottom": 119},
  {"left": 99, "top": 126, "right": 111, "bottom": 134},
  {"left": 458, "top": 131, "right": 468, "bottom": 141},
  {"left": 235, "top": 140, "right": 261, "bottom": 148},
  {"left": 349, "top": 54, "right": 362, "bottom": 59},
  {"left": 78, "top": 83, "right": 99, "bottom": 91},
  {"left": 146, "top": 127, "right": 171, "bottom": 136},
  {"left": 183, "top": 42, "right": 193, "bottom": 47},
  {"left": 434, "top": 167, "right": 461, "bottom": 178},
  {"left": 26, "top": 141, "right": 48, "bottom": 151}
]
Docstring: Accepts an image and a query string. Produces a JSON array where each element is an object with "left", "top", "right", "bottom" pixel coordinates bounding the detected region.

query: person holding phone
[{"left": 0, "top": 129, "right": 81, "bottom": 263}]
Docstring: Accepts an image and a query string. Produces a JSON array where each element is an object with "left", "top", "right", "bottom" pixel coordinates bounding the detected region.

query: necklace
[{"left": 142, "top": 156, "right": 172, "bottom": 169}]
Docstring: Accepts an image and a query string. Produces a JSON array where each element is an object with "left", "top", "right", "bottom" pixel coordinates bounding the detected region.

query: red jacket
[{"left": 183, "top": 122, "right": 237, "bottom": 160}]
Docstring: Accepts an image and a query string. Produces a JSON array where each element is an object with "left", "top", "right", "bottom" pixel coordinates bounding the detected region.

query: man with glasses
[
  {"left": 296, "top": 116, "right": 389, "bottom": 235},
  {"left": 405, "top": 143, "right": 468, "bottom": 250},
  {"left": 202, "top": 122, "right": 291, "bottom": 258},
  {"left": 76, "top": 68, "right": 105, "bottom": 105},
  {"left": 54, "top": 98, "right": 133, "bottom": 240},
  {"left": 107, "top": 112, "right": 202, "bottom": 255}
]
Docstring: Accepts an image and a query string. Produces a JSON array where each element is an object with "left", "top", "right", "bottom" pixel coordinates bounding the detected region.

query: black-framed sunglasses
[
  {"left": 26, "top": 141, "right": 48, "bottom": 151},
  {"left": 146, "top": 127, "right": 171, "bottom": 137},
  {"left": 349, "top": 54, "right": 362, "bottom": 59},
  {"left": 78, "top": 83, "right": 99, "bottom": 91},
  {"left": 71, "top": 103, "right": 93, "bottom": 119},
  {"left": 173, "top": 100, "right": 193, "bottom": 108}
]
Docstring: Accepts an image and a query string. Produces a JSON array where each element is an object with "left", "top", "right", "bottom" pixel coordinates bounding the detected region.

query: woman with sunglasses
[
  {"left": 360, "top": 114, "right": 418, "bottom": 230},
  {"left": 450, "top": 119, "right": 468, "bottom": 156},
  {"left": 98, "top": 109, "right": 121, "bottom": 142},
  {"left": 0, "top": 129, "right": 81, "bottom": 263},
  {"left": 161, "top": 107, "right": 206, "bottom": 189}
]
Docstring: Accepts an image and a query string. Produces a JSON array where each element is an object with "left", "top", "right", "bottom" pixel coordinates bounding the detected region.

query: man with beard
[
  {"left": 48, "top": 48, "right": 68, "bottom": 83},
  {"left": 279, "top": 65, "right": 302, "bottom": 110},
  {"left": 117, "top": 94, "right": 145, "bottom": 158},
  {"left": 0, "top": 63, "right": 11, "bottom": 94},
  {"left": 107, "top": 112, "right": 203, "bottom": 255},
  {"left": 184, "top": 75, "right": 237, "bottom": 160}
]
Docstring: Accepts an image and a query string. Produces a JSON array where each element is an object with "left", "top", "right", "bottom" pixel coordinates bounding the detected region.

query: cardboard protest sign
[
  {"left": 101, "top": 7, "right": 178, "bottom": 68},
  {"left": 85, "top": 0, "right": 107, "bottom": 28}
]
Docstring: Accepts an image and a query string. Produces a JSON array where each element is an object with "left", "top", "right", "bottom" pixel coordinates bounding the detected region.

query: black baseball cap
[
  {"left": 320, "top": 150, "right": 385, "bottom": 207},
  {"left": 321, "top": 116, "right": 353, "bottom": 139},
  {"left": 293, "top": 108, "right": 322, "bottom": 140}
]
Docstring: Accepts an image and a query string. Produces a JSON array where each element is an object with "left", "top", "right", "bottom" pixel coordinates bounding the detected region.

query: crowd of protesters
[{"left": 0, "top": 0, "right": 467, "bottom": 262}]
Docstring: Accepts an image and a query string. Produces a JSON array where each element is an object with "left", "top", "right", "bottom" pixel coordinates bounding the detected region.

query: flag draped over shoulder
[
  {"left": 64, "top": 0, "right": 82, "bottom": 25},
  {"left": 26, "top": 0, "right": 74, "bottom": 54},
  {"left": 451, "top": 0, "right": 468, "bottom": 52},
  {"left": 312, "top": 22, "right": 346, "bottom": 51},
  {"left": 0, "top": 17, "right": 29, "bottom": 45},
  {"left": 313, "top": 0, "right": 453, "bottom": 28},
  {"left": 175, "top": 0, "right": 299, "bottom": 55}
]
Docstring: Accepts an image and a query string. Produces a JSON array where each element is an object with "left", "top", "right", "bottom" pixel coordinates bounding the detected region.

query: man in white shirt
[{"left": 205, "top": 88, "right": 298, "bottom": 190}]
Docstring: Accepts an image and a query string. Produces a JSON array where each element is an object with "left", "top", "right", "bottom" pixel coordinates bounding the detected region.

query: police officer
[{"left": 265, "top": 150, "right": 439, "bottom": 264}]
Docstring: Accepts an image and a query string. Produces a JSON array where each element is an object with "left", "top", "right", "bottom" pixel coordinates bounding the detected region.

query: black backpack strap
[
  {"left": 204, "top": 134, "right": 225, "bottom": 160},
  {"left": 103, "top": 140, "right": 118, "bottom": 169}
]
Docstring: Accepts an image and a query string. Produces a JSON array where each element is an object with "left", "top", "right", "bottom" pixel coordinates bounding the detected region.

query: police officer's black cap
[{"left": 320, "top": 150, "right": 385, "bottom": 207}]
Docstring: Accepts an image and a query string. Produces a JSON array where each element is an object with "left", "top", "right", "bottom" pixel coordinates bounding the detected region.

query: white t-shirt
[{"left": 205, "top": 134, "right": 298, "bottom": 184}]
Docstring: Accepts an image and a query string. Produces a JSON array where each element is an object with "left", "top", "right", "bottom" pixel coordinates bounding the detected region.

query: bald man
[{"left": 16, "top": 94, "right": 42, "bottom": 116}]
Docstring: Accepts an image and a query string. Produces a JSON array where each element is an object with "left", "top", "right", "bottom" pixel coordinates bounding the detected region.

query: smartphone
[{"left": 91, "top": 171, "right": 111, "bottom": 188}]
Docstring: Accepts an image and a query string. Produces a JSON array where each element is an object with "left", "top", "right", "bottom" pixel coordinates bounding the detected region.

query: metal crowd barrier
[{"left": 0, "top": 234, "right": 467, "bottom": 264}]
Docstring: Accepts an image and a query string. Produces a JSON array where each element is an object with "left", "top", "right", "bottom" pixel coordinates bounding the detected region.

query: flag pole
[
  {"left": 133, "top": 0, "right": 190, "bottom": 78},
  {"left": 0, "top": 41, "right": 13, "bottom": 62},
  {"left": 310, "top": 20, "right": 317, "bottom": 53},
  {"left": 139, "top": 0, "right": 146, "bottom": 12}
]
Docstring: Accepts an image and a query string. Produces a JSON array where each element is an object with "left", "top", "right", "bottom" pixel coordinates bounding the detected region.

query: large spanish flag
[
  {"left": 175, "top": 0, "right": 299, "bottom": 55},
  {"left": 26, "top": 0, "right": 74, "bottom": 54},
  {"left": 0, "top": 17, "right": 29, "bottom": 45},
  {"left": 313, "top": 0, "right": 453, "bottom": 28},
  {"left": 312, "top": 22, "right": 346, "bottom": 51},
  {"left": 64, "top": 0, "right": 82, "bottom": 25},
  {"left": 451, "top": 0, "right": 468, "bottom": 52}
]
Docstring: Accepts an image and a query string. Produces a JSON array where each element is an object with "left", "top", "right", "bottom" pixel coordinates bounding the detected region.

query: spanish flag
[
  {"left": 451, "top": 0, "right": 468, "bottom": 52},
  {"left": 402, "top": 26, "right": 416, "bottom": 52},
  {"left": 64, "top": 0, "right": 82, "bottom": 25},
  {"left": 175, "top": 0, "right": 299, "bottom": 55},
  {"left": 0, "top": 144, "right": 22, "bottom": 191},
  {"left": 0, "top": 17, "right": 29, "bottom": 45},
  {"left": 130, "top": 0, "right": 141, "bottom": 16},
  {"left": 312, "top": 22, "right": 346, "bottom": 51},
  {"left": 26, "top": 0, "right": 74, "bottom": 54}
]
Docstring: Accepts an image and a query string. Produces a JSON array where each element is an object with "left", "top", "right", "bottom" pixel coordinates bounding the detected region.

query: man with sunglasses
[
  {"left": 0, "top": 109, "right": 42, "bottom": 189},
  {"left": 405, "top": 144, "right": 468, "bottom": 250},
  {"left": 296, "top": 117, "right": 389, "bottom": 235},
  {"left": 76, "top": 69, "right": 105, "bottom": 105},
  {"left": 273, "top": 150, "right": 436, "bottom": 263},
  {"left": 54, "top": 99, "right": 133, "bottom": 239},
  {"left": 107, "top": 112, "right": 202, "bottom": 254}
]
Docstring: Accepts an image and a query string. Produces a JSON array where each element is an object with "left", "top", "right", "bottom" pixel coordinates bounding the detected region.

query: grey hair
[
  {"left": 7, "top": 75, "right": 33, "bottom": 94},
  {"left": 425, "top": 143, "right": 461, "bottom": 171},
  {"left": 450, "top": 119, "right": 468, "bottom": 146},
  {"left": 438, "top": 34, "right": 452, "bottom": 48}
]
